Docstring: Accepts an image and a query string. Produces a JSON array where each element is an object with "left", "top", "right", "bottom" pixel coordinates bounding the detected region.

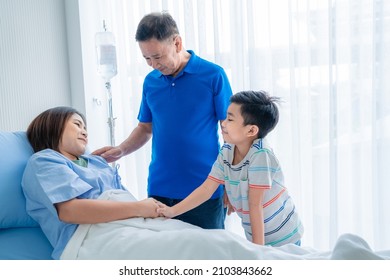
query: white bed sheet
[{"left": 60, "top": 190, "right": 390, "bottom": 260}]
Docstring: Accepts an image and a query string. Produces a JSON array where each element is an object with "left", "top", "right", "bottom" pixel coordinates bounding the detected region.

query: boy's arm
[
  {"left": 248, "top": 187, "right": 265, "bottom": 245},
  {"left": 157, "top": 178, "right": 220, "bottom": 218}
]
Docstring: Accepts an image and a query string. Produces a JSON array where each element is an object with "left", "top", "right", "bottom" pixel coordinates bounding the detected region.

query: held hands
[
  {"left": 136, "top": 198, "right": 172, "bottom": 218},
  {"left": 156, "top": 204, "right": 176, "bottom": 218},
  {"left": 136, "top": 198, "right": 163, "bottom": 218},
  {"left": 92, "top": 146, "right": 124, "bottom": 163}
]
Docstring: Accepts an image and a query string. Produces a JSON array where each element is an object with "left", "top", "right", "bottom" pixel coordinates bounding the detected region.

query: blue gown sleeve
[{"left": 22, "top": 150, "right": 93, "bottom": 206}]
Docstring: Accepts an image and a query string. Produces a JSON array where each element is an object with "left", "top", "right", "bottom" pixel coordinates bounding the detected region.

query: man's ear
[
  {"left": 247, "top": 125, "right": 259, "bottom": 137},
  {"left": 174, "top": 35, "right": 182, "bottom": 52}
]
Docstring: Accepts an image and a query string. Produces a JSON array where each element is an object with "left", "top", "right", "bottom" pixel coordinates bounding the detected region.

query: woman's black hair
[{"left": 27, "top": 106, "right": 86, "bottom": 153}]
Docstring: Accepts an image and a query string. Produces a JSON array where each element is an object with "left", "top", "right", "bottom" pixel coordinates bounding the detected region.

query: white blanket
[{"left": 60, "top": 190, "right": 390, "bottom": 260}]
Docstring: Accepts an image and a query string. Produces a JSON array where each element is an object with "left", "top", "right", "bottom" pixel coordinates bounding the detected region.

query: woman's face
[{"left": 58, "top": 113, "right": 88, "bottom": 160}]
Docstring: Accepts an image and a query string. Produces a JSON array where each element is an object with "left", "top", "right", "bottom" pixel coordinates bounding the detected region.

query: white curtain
[{"left": 91, "top": 0, "right": 390, "bottom": 251}]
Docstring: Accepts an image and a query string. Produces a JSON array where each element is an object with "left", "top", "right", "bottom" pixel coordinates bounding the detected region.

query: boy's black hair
[{"left": 230, "top": 90, "right": 280, "bottom": 138}]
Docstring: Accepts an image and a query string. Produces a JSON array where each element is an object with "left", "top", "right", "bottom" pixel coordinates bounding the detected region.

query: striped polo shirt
[{"left": 208, "top": 138, "right": 304, "bottom": 246}]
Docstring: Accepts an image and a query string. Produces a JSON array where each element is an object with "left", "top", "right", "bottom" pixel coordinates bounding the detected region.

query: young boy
[{"left": 158, "top": 90, "right": 304, "bottom": 246}]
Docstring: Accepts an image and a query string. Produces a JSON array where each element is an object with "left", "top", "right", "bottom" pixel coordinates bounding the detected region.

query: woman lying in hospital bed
[{"left": 21, "top": 106, "right": 390, "bottom": 260}]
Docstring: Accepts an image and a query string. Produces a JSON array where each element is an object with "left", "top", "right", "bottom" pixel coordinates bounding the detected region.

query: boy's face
[
  {"left": 58, "top": 114, "right": 88, "bottom": 160},
  {"left": 221, "top": 103, "right": 253, "bottom": 145}
]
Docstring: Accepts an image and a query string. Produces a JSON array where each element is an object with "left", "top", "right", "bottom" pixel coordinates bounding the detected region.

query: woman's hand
[{"left": 135, "top": 198, "right": 162, "bottom": 218}]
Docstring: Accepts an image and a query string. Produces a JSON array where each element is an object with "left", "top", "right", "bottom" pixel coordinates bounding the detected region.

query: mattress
[{"left": 0, "top": 227, "right": 53, "bottom": 260}]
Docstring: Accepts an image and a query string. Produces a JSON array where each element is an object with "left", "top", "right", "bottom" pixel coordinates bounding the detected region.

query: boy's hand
[
  {"left": 224, "top": 191, "right": 235, "bottom": 215},
  {"left": 156, "top": 203, "right": 176, "bottom": 218}
]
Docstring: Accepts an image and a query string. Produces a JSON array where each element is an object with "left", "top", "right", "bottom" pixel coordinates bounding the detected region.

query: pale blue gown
[{"left": 21, "top": 149, "right": 128, "bottom": 259}]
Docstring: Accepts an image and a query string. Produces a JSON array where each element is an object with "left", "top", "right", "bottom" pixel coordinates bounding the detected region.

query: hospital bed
[
  {"left": 0, "top": 131, "right": 53, "bottom": 259},
  {"left": 1, "top": 131, "right": 389, "bottom": 260}
]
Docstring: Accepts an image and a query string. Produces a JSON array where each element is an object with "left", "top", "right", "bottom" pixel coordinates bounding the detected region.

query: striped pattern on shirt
[{"left": 208, "top": 138, "right": 304, "bottom": 246}]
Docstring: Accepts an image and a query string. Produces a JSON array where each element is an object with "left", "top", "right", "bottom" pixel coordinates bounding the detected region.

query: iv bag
[{"left": 95, "top": 31, "right": 118, "bottom": 81}]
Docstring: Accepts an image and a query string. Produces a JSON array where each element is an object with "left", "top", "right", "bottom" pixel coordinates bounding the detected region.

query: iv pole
[
  {"left": 105, "top": 79, "right": 116, "bottom": 148},
  {"left": 96, "top": 20, "right": 117, "bottom": 166}
]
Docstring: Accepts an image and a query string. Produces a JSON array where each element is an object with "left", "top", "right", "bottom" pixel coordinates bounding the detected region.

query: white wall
[
  {"left": 0, "top": 0, "right": 72, "bottom": 131},
  {"left": 0, "top": 0, "right": 112, "bottom": 153}
]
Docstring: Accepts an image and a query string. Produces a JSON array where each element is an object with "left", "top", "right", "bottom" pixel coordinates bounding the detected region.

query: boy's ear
[{"left": 247, "top": 125, "right": 259, "bottom": 137}]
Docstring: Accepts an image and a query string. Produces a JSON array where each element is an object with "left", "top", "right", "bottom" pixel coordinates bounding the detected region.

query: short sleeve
[
  {"left": 213, "top": 69, "right": 233, "bottom": 121},
  {"left": 208, "top": 149, "right": 226, "bottom": 184},
  {"left": 248, "top": 149, "right": 276, "bottom": 189},
  {"left": 22, "top": 151, "right": 93, "bottom": 205},
  {"left": 137, "top": 76, "right": 153, "bottom": 123}
]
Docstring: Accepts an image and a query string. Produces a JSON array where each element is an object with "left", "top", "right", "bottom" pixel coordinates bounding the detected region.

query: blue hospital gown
[{"left": 21, "top": 149, "right": 127, "bottom": 259}]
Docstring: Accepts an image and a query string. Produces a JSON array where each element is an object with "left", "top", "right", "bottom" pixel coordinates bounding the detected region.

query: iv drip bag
[{"left": 95, "top": 30, "right": 118, "bottom": 81}]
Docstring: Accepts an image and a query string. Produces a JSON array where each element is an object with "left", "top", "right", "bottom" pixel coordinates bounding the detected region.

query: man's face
[{"left": 138, "top": 36, "right": 181, "bottom": 76}]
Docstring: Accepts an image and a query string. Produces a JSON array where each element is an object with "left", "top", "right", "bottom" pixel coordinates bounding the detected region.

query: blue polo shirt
[{"left": 138, "top": 50, "right": 232, "bottom": 199}]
